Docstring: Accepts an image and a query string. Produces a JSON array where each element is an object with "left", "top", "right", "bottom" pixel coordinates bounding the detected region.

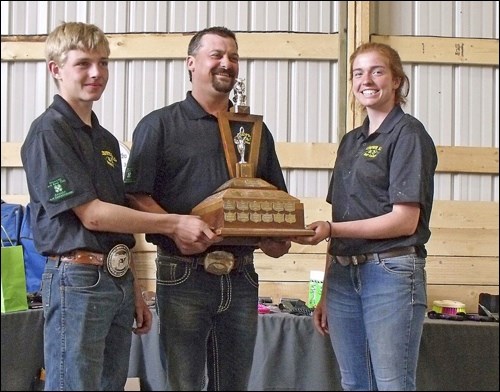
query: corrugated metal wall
[
  {"left": 375, "top": 1, "right": 499, "bottom": 201},
  {"left": 1, "top": 1, "right": 498, "bottom": 201}
]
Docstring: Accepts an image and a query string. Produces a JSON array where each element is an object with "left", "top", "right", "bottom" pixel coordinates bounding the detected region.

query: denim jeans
[
  {"left": 156, "top": 253, "right": 259, "bottom": 391},
  {"left": 42, "top": 258, "right": 135, "bottom": 391},
  {"left": 326, "top": 254, "right": 427, "bottom": 391}
]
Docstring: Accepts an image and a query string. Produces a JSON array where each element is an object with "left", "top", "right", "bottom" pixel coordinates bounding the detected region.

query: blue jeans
[
  {"left": 156, "top": 253, "right": 259, "bottom": 391},
  {"left": 326, "top": 254, "right": 427, "bottom": 391},
  {"left": 42, "top": 258, "right": 135, "bottom": 391}
]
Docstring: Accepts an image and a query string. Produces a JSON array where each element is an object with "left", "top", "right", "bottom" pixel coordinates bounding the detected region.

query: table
[
  {"left": 128, "top": 311, "right": 500, "bottom": 391},
  {"left": 2, "top": 309, "right": 499, "bottom": 391}
]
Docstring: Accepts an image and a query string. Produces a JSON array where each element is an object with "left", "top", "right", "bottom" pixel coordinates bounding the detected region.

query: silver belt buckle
[
  {"left": 203, "top": 251, "right": 235, "bottom": 275},
  {"left": 106, "top": 244, "right": 130, "bottom": 277}
]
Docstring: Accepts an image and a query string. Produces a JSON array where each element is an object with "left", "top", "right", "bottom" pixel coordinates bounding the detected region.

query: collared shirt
[
  {"left": 327, "top": 105, "right": 437, "bottom": 257},
  {"left": 125, "top": 91, "right": 287, "bottom": 256},
  {"left": 21, "top": 94, "right": 135, "bottom": 255}
]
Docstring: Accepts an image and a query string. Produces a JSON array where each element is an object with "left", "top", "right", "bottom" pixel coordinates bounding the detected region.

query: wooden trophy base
[{"left": 191, "top": 177, "right": 314, "bottom": 245}]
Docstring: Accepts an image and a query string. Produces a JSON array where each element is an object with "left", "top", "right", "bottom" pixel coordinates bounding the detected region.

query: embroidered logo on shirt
[
  {"left": 123, "top": 166, "right": 136, "bottom": 184},
  {"left": 48, "top": 177, "right": 74, "bottom": 202},
  {"left": 363, "top": 145, "right": 382, "bottom": 158},
  {"left": 101, "top": 150, "right": 118, "bottom": 168}
]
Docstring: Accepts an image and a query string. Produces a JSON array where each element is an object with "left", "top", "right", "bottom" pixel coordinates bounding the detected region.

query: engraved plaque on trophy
[{"left": 191, "top": 78, "right": 313, "bottom": 243}]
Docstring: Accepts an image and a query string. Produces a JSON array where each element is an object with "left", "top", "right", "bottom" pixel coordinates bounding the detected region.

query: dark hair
[
  {"left": 349, "top": 42, "right": 410, "bottom": 111},
  {"left": 187, "top": 26, "right": 238, "bottom": 82}
]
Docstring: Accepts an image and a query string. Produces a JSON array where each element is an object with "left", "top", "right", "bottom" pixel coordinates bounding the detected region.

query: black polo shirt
[
  {"left": 21, "top": 94, "right": 135, "bottom": 255},
  {"left": 327, "top": 105, "right": 437, "bottom": 257},
  {"left": 125, "top": 91, "right": 287, "bottom": 256}
]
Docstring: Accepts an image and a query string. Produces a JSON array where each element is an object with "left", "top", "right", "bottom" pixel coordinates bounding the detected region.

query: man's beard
[{"left": 212, "top": 77, "right": 234, "bottom": 94}]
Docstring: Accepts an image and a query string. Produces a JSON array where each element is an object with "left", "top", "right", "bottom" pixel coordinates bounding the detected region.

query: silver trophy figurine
[
  {"left": 232, "top": 78, "right": 249, "bottom": 113},
  {"left": 233, "top": 127, "right": 249, "bottom": 163}
]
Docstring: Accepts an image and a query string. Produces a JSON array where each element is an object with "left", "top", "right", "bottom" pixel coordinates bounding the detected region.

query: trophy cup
[{"left": 191, "top": 78, "right": 313, "bottom": 243}]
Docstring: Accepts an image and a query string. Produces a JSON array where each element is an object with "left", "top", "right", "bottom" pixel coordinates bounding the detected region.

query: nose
[
  {"left": 220, "top": 54, "right": 233, "bottom": 70},
  {"left": 360, "top": 72, "right": 372, "bottom": 84},
  {"left": 90, "top": 62, "right": 105, "bottom": 78}
]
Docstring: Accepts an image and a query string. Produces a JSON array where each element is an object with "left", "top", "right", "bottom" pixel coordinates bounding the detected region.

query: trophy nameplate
[{"left": 191, "top": 78, "right": 313, "bottom": 243}]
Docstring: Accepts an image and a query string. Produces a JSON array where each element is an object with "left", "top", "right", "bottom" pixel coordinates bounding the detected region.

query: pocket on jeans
[
  {"left": 156, "top": 259, "right": 191, "bottom": 285},
  {"left": 62, "top": 263, "right": 100, "bottom": 289},
  {"left": 380, "top": 255, "right": 425, "bottom": 275},
  {"left": 242, "top": 266, "right": 259, "bottom": 288}
]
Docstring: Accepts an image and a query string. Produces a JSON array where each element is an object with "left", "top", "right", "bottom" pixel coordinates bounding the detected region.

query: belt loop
[
  {"left": 373, "top": 252, "right": 381, "bottom": 263},
  {"left": 193, "top": 257, "right": 202, "bottom": 271},
  {"left": 48, "top": 255, "right": 63, "bottom": 268}
]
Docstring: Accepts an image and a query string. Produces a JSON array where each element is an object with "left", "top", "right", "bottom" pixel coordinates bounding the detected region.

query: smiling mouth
[
  {"left": 214, "top": 68, "right": 235, "bottom": 78},
  {"left": 361, "top": 90, "right": 378, "bottom": 97},
  {"left": 362, "top": 89, "right": 378, "bottom": 96}
]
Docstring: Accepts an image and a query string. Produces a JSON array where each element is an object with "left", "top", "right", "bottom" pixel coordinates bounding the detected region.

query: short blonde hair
[{"left": 45, "top": 22, "right": 110, "bottom": 66}]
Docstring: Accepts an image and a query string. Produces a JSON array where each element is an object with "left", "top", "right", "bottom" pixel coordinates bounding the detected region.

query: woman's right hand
[
  {"left": 291, "top": 220, "right": 331, "bottom": 245},
  {"left": 312, "top": 297, "right": 329, "bottom": 336}
]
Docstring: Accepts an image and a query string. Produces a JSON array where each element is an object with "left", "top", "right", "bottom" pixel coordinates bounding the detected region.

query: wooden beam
[
  {"left": 3, "top": 142, "right": 498, "bottom": 174},
  {"left": 133, "top": 253, "right": 499, "bottom": 286},
  {"left": 2, "top": 33, "right": 497, "bottom": 65},
  {"left": 371, "top": 35, "right": 499, "bottom": 66},
  {"left": 1, "top": 32, "right": 339, "bottom": 61}
]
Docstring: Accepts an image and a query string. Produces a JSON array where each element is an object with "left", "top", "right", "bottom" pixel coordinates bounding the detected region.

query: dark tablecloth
[{"left": 2, "top": 309, "right": 499, "bottom": 391}]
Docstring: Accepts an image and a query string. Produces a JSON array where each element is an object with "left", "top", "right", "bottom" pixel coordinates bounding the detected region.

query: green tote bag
[{"left": 1, "top": 225, "right": 28, "bottom": 313}]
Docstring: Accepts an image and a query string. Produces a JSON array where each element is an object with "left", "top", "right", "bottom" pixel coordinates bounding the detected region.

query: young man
[
  {"left": 21, "top": 22, "right": 218, "bottom": 391},
  {"left": 124, "top": 26, "right": 291, "bottom": 390}
]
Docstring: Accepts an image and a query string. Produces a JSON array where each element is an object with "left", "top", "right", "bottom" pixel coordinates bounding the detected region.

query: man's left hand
[{"left": 258, "top": 237, "right": 291, "bottom": 258}]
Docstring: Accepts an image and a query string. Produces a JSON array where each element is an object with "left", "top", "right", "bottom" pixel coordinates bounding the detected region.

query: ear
[
  {"left": 48, "top": 61, "right": 61, "bottom": 79},
  {"left": 186, "top": 56, "right": 195, "bottom": 73},
  {"left": 393, "top": 76, "right": 401, "bottom": 90}
]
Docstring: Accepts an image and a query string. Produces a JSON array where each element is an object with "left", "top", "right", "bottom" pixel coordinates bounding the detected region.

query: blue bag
[
  {"left": 19, "top": 203, "right": 46, "bottom": 294},
  {"left": 1, "top": 200, "right": 24, "bottom": 246}
]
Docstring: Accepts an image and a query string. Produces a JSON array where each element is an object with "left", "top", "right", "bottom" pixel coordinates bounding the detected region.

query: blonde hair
[
  {"left": 349, "top": 42, "right": 410, "bottom": 112},
  {"left": 45, "top": 22, "right": 110, "bottom": 66}
]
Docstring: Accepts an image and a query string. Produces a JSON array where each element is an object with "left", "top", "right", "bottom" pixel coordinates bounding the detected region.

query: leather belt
[
  {"left": 158, "top": 248, "right": 253, "bottom": 275},
  {"left": 50, "top": 250, "right": 105, "bottom": 266},
  {"left": 333, "top": 246, "right": 417, "bottom": 266},
  {"left": 49, "top": 244, "right": 131, "bottom": 277}
]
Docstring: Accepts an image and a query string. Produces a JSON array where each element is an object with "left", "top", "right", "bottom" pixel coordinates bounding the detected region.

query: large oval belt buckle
[
  {"left": 106, "top": 244, "right": 130, "bottom": 278},
  {"left": 203, "top": 251, "right": 234, "bottom": 275}
]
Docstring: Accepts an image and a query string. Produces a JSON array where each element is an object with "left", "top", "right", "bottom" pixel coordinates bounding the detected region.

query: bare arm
[
  {"left": 72, "top": 197, "right": 222, "bottom": 255},
  {"left": 293, "top": 203, "right": 420, "bottom": 245},
  {"left": 313, "top": 249, "right": 332, "bottom": 336},
  {"left": 330, "top": 202, "right": 420, "bottom": 239},
  {"left": 126, "top": 193, "right": 167, "bottom": 214},
  {"left": 128, "top": 255, "right": 152, "bottom": 335}
]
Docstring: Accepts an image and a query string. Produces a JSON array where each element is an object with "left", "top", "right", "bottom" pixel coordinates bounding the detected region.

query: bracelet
[{"left": 324, "top": 221, "right": 332, "bottom": 242}]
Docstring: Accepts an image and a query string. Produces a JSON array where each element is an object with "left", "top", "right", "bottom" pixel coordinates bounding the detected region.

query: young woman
[{"left": 293, "top": 42, "right": 438, "bottom": 391}]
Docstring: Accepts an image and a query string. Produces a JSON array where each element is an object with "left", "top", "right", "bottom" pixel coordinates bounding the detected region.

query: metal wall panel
[
  {"left": 374, "top": 1, "right": 499, "bottom": 201},
  {"left": 376, "top": 1, "right": 498, "bottom": 38}
]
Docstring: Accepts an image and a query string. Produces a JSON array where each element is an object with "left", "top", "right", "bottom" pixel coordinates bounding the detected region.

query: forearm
[
  {"left": 330, "top": 203, "right": 420, "bottom": 240},
  {"left": 73, "top": 198, "right": 179, "bottom": 235},
  {"left": 126, "top": 193, "right": 167, "bottom": 213}
]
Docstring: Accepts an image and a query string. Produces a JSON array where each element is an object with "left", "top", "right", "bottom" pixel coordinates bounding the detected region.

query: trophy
[{"left": 191, "top": 78, "right": 313, "bottom": 243}]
